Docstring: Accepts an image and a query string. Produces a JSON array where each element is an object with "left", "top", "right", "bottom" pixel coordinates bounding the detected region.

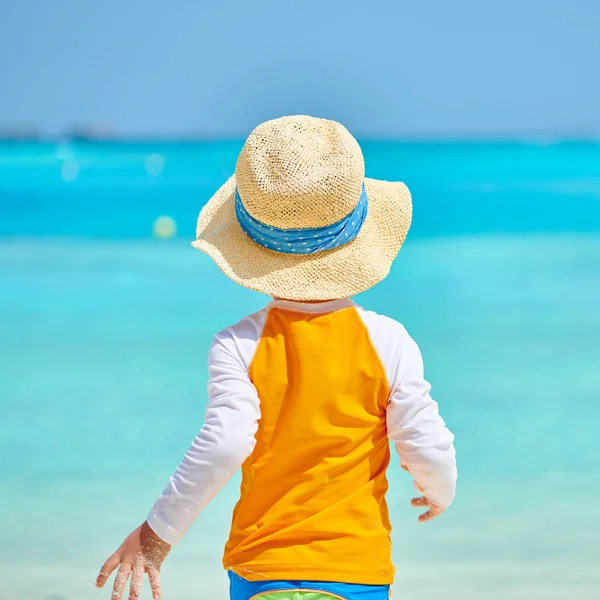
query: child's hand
[
  {"left": 410, "top": 496, "right": 446, "bottom": 522},
  {"left": 95, "top": 521, "right": 171, "bottom": 600},
  {"left": 401, "top": 462, "right": 446, "bottom": 523}
]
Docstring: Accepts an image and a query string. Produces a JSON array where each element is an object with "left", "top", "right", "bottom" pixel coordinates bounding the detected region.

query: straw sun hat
[{"left": 192, "top": 115, "right": 412, "bottom": 301}]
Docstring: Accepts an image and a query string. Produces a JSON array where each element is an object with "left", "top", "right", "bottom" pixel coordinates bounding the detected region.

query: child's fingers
[
  {"left": 411, "top": 496, "right": 430, "bottom": 507},
  {"left": 418, "top": 508, "right": 439, "bottom": 523},
  {"left": 111, "top": 562, "right": 132, "bottom": 600},
  {"left": 128, "top": 559, "right": 144, "bottom": 600},
  {"left": 400, "top": 463, "right": 409, "bottom": 472},
  {"left": 96, "top": 552, "right": 121, "bottom": 588},
  {"left": 146, "top": 565, "right": 162, "bottom": 600},
  {"left": 413, "top": 500, "right": 445, "bottom": 523}
]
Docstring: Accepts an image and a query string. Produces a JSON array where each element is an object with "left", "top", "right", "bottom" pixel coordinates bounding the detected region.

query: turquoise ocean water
[{"left": 1, "top": 141, "right": 599, "bottom": 600}]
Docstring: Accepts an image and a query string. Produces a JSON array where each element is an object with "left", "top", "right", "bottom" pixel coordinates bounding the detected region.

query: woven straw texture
[
  {"left": 192, "top": 116, "right": 412, "bottom": 301},
  {"left": 236, "top": 116, "right": 365, "bottom": 229}
]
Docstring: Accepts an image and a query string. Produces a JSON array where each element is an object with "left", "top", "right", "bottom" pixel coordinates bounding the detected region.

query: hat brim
[{"left": 191, "top": 176, "right": 412, "bottom": 300}]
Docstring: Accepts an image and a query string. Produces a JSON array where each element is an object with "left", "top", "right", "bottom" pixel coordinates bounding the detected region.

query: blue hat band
[{"left": 235, "top": 184, "right": 369, "bottom": 255}]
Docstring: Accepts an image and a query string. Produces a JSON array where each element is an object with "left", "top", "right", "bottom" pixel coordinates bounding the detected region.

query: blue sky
[{"left": 1, "top": 0, "right": 599, "bottom": 138}]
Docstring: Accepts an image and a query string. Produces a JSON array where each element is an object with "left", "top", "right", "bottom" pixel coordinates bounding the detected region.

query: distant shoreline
[
  {"left": 1, "top": 126, "right": 600, "bottom": 145},
  {"left": 1, "top": 134, "right": 600, "bottom": 145}
]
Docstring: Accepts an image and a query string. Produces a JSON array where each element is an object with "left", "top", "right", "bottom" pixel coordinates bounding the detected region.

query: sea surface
[{"left": 1, "top": 141, "right": 599, "bottom": 600}]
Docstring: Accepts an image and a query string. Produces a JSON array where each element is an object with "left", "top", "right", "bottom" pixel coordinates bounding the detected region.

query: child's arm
[
  {"left": 146, "top": 330, "right": 261, "bottom": 544},
  {"left": 96, "top": 328, "right": 261, "bottom": 599},
  {"left": 387, "top": 334, "right": 457, "bottom": 521}
]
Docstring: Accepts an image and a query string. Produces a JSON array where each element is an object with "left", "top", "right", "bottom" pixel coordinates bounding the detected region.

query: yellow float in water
[{"left": 153, "top": 215, "right": 177, "bottom": 239}]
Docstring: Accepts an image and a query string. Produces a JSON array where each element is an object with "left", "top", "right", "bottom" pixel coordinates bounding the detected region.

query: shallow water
[{"left": 1, "top": 142, "right": 599, "bottom": 599}]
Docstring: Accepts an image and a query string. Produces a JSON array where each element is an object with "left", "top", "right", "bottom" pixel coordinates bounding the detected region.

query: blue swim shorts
[{"left": 228, "top": 571, "right": 391, "bottom": 600}]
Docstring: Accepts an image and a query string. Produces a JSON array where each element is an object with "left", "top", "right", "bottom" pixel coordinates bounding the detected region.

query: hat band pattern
[{"left": 235, "top": 184, "right": 368, "bottom": 255}]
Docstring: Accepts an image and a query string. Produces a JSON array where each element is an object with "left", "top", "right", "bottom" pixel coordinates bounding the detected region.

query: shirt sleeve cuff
[{"left": 146, "top": 509, "right": 185, "bottom": 546}]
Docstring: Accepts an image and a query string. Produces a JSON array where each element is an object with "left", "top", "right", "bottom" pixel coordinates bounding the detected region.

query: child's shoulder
[
  {"left": 353, "top": 304, "right": 422, "bottom": 381},
  {"left": 353, "top": 304, "right": 413, "bottom": 341},
  {"left": 214, "top": 307, "right": 269, "bottom": 341},
  {"left": 209, "top": 308, "right": 270, "bottom": 368}
]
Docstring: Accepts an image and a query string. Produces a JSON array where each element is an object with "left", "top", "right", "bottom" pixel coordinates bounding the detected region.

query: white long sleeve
[
  {"left": 356, "top": 307, "right": 457, "bottom": 508},
  {"left": 146, "top": 313, "right": 265, "bottom": 545},
  {"left": 386, "top": 338, "right": 457, "bottom": 507}
]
